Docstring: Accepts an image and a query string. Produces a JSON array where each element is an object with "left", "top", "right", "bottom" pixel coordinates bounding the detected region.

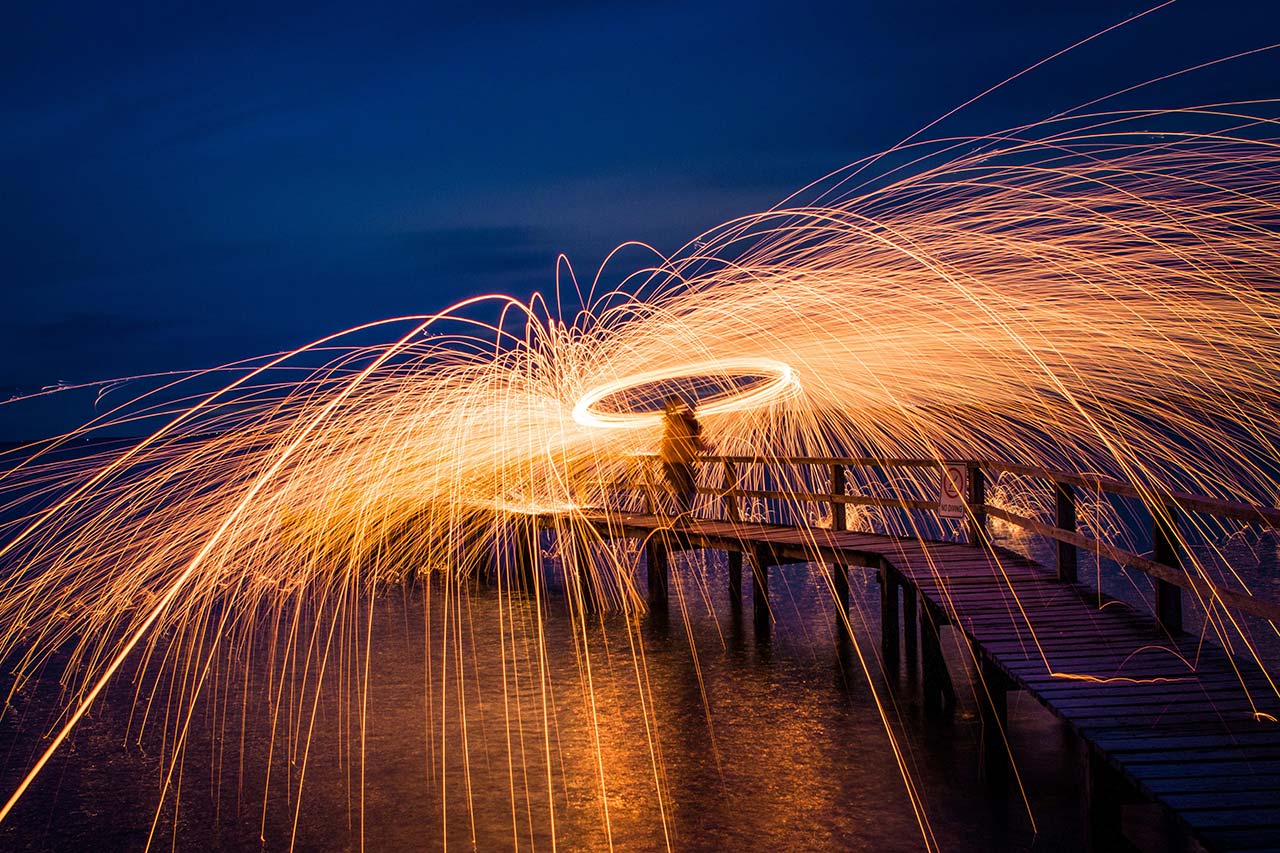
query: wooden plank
[
  {"left": 1195, "top": 828, "right": 1280, "bottom": 852},
  {"left": 1069, "top": 713, "right": 1266, "bottom": 732},
  {"left": 910, "top": 582, "right": 1049, "bottom": 595},
  {"left": 1102, "top": 732, "right": 1280, "bottom": 752},
  {"left": 1054, "top": 681, "right": 1276, "bottom": 702},
  {"left": 998, "top": 660, "right": 1208, "bottom": 681},
  {"left": 1036, "top": 688, "right": 1264, "bottom": 712},
  {"left": 911, "top": 579, "right": 1051, "bottom": 592},
  {"left": 1125, "top": 759, "right": 1280, "bottom": 779},
  {"left": 944, "top": 595, "right": 1106, "bottom": 608},
  {"left": 950, "top": 601, "right": 1113, "bottom": 616},
  {"left": 972, "top": 635, "right": 1182, "bottom": 653},
  {"left": 1168, "top": 791, "right": 1280, "bottom": 813},
  {"left": 1126, "top": 768, "right": 1280, "bottom": 794},
  {"left": 929, "top": 566, "right": 1048, "bottom": 576},
  {"left": 977, "top": 650, "right": 1198, "bottom": 671},
  {"left": 1033, "top": 672, "right": 1268, "bottom": 695},
  {"left": 1145, "top": 774, "right": 1280, "bottom": 794},
  {"left": 1173, "top": 808, "right": 1280, "bottom": 828},
  {"left": 1036, "top": 682, "right": 1248, "bottom": 705},
  {"left": 1052, "top": 706, "right": 1271, "bottom": 729},
  {"left": 1001, "top": 659, "right": 1224, "bottom": 679},
  {"left": 1090, "top": 722, "right": 1280, "bottom": 741},
  {"left": 904, "top": 566, "right": 1040, "bottom": 577},
  {"left": 971, "top": 613, "right": 1147, "bottom": 628},
  {"left": 1121, "top": 749, "right": 1280, "bottom": 766},
  {"left": 1052, "top": 690, "right": 1272, "bottom": 713},
  {"left": 995, "top": 642, "right": 1185, "bottom": 659},
  {"left": 961, "top": 618, "right": 1144, "bottom": 635},
  {"left": 954, "top": 596, "right": 1131, "bottom": 611}
]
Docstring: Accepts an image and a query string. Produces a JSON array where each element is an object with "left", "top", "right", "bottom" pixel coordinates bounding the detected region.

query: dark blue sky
[{"left": 3, "top": 0, "right": 1279, "bottom": 437}]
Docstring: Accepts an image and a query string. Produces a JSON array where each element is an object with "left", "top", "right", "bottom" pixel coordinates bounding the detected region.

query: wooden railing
[{"left": 610, "top": 453, "right": 1280, "bottom": 628}]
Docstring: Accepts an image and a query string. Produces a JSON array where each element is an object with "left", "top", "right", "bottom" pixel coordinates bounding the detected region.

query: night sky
[{"left": 3, "top": 0, "right": 1279, "bottom": 438}]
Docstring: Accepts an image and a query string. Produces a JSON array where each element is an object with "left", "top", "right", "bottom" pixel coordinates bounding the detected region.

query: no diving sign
[{"left": 938, "top": 463, "right": 968, "bottom": 519}]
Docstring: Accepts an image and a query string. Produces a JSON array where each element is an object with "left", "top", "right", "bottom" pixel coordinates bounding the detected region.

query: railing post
[
  {"left": 830, "top": 462, "right": 850, "bottom": 632},
  {"left": 1152, "top": 503, "right": 1183, "bottom": 634},
  {"left": 1055, "top": 481, "right": 1078, "bottom": 583},
  {"left": 967, "top": 463, "right": 987, "bottom": 547},
  {"left": 642, "top": 457, "right": 655, "bottom": 516},
  {"left": 829, "top": 463, "right": 846, "bottom": 532},
  {"left": 723, "top": 459, "right": 740, "bottom": 523},
  {"left": 514, "top": 514, "right": 539, "bottom": 594}
]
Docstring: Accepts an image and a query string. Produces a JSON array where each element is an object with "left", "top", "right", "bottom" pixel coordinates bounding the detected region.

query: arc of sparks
[{"left": 571, "top": 358, "right": 798, "bottom": 429}]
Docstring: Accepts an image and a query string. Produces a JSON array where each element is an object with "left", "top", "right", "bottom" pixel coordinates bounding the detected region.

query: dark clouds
[{"left": 2, "top": 0, "right": 1279, "bottom": 437}]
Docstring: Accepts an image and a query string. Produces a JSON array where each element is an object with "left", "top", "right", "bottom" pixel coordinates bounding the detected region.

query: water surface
[{"left": 1, "top": 546, "right": 1092, "bottom": 851}]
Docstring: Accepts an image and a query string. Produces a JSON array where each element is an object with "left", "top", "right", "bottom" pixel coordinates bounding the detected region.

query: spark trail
[{"left": 1, "top": 103, "right": 1280, "bottom": 848}]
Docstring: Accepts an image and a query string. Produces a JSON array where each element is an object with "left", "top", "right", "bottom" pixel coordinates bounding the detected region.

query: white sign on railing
[{"left": 939, "top": 463, "right": 968, "bottom": 519}]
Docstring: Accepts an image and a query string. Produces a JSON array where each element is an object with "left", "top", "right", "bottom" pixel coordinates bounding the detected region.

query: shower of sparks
[{"left": 2, "top": 103, "right": 1280, "bottom": 849}]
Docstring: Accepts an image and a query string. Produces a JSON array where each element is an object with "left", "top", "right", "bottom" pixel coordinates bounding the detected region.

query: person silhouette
[{"left": 659, "top": 395, "right": 706, "bottom": 518}]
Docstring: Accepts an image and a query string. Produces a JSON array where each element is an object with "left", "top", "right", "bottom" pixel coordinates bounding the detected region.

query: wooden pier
[{"left": 517, "top": 454, "right": 1280, "bottom": 852}]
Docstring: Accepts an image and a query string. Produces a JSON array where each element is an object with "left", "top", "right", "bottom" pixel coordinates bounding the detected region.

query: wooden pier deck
[{"left": 567, "top": 510, "right": 1280, "bottom": 852}]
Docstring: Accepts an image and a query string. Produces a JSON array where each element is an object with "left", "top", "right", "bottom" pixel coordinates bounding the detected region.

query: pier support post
[
  {"left": 568, "top": 525, "right": 598, "bottom": 615},
  {"left": 921, "top": 600, "right": 955, "bottom": 715},
  {"left": 1083, "top": 746, "right": 1135, "bottom": 853},
  {"left": 977, "top": 652, "right": 1011, "bottom": 785},
  {"left": 902, "top": 581, "right": 918, "bottom": 676},
  {"left": 723, "top": 459, "right": 744, "bottom": 613},
  {"left": 1055, "top": 482, "right": 1078, "bottom": 583},
  {"left": 830, "top": 463, "right": 851, "bottom": 638},
  {"left": 833, "top": 564, "right": 850, "bottom": 635},
  {"left": 478, "top": 518, "right": 499, "bottom": 588},
  {"left": 1153, "top": 504, "right": 1183, "bottom": 635},
  {"left": 513, "top": 515, "right": 539, "bottom": 595},
  {"left": 646, "top": 535, "right": 669, "bottom": 612},
  {"left": 750, "top": 547, "right": 770, "bottom": 640},
  {"left": 728, "top": 550, "right": 743, "bottom": 610},
  {"left": 879, "top": 561, "right": 900, "bottom": 676},
  {"left": 460, "top": 511, "right": 493, "bottom": 587}
]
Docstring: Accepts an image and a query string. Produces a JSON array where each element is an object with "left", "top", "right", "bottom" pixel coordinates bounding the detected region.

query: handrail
[
  {"left": 697, "top": 485, "right": 939, "bottom": 513},
  {"left": 623, "top": 452, "right": 1279, "bottom": 531},
  {"left": 629, "top": 451, "right": 943, "bottom": 469},
  {"left": 980, "top": 460, "right": 1280, "bottom": 528},
  {"left": 707, "top": 453, "right": 944, "bottom": 469},
  {"left": 984, "top": 505, "right": 1280, "bottom": 623},
  {"left": 605, "top": 451, "right": 1280, "bottom": 625}
]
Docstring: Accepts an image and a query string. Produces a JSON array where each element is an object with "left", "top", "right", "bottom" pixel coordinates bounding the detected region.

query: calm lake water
[
  {"left": 3, "top": 465, "right": 1277, "bottom": 852},
  {"left": 0, "top": 538, "right": 1099, "bottom": 853}
]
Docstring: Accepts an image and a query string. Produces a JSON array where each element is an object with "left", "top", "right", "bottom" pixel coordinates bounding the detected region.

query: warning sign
[{"left": 938, "top": 463, "right": 968, "bottom": 519}]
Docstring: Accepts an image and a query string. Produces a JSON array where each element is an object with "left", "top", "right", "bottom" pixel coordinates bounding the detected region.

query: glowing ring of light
[{"left": 572, "top": 358, "right": 797, "bottom": 429}]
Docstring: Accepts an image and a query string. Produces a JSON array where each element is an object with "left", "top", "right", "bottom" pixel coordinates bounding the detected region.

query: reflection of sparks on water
[{"left": 2, "top": 98, "right": 1280, "bottom": 849}]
